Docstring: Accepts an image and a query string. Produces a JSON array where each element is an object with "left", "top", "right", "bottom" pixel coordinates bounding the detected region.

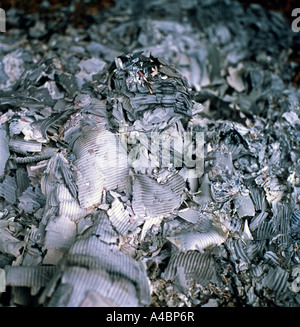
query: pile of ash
[{"left": 0, "top": 0, "right": 300, "bottom": 307}]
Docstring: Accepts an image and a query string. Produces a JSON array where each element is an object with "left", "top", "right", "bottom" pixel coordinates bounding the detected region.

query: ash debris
[{"left": 0, "top": 0, "right": 300, "bottom": 307}]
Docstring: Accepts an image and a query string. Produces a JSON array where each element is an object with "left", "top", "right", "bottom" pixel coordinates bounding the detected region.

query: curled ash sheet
[{"left": 0, "top": 0, "right": 300, "bottom": 307}]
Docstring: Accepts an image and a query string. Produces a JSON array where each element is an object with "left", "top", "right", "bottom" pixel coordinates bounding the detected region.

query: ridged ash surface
[{"left": 72, "top": 124, "right": 129, "bottom": 208}]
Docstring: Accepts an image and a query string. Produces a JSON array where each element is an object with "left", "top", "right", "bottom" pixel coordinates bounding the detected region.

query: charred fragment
[
  {"left": 162, "top": 250, "right": 220, "bottom": 287},
  {"left": 107, "top": 52, "right": 192, "bottom": 131},
  {"left": 72, "top": 124, "right": 129, "bottom": 209},
  {"left": 43, "top": 210, "right": 151, "bottom": 307},
  {"left": 132, "top": 173, "right": 185, "bottom": 217},
  {"left": 167, "top": 230, "right": 227, "bottom": 253},
  {"left": 4, "top": 266, "right": 59, "bottom": 294}
]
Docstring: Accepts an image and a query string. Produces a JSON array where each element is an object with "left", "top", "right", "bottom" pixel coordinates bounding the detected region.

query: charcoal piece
[
  {"left": 0, "top": 175, "right": 17, "bottom": 204},
  {"left": 23, "top": 59, "right": 56, "bottom": 88},
  {"left": 57, "top": 73, "right": 78, "bottom": 99},
  {"left": 26, "top": 65, "right": 45, "bottom": 84},
  {"left": 246, "top": 240, "right": 264, "bottom": 261}
]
